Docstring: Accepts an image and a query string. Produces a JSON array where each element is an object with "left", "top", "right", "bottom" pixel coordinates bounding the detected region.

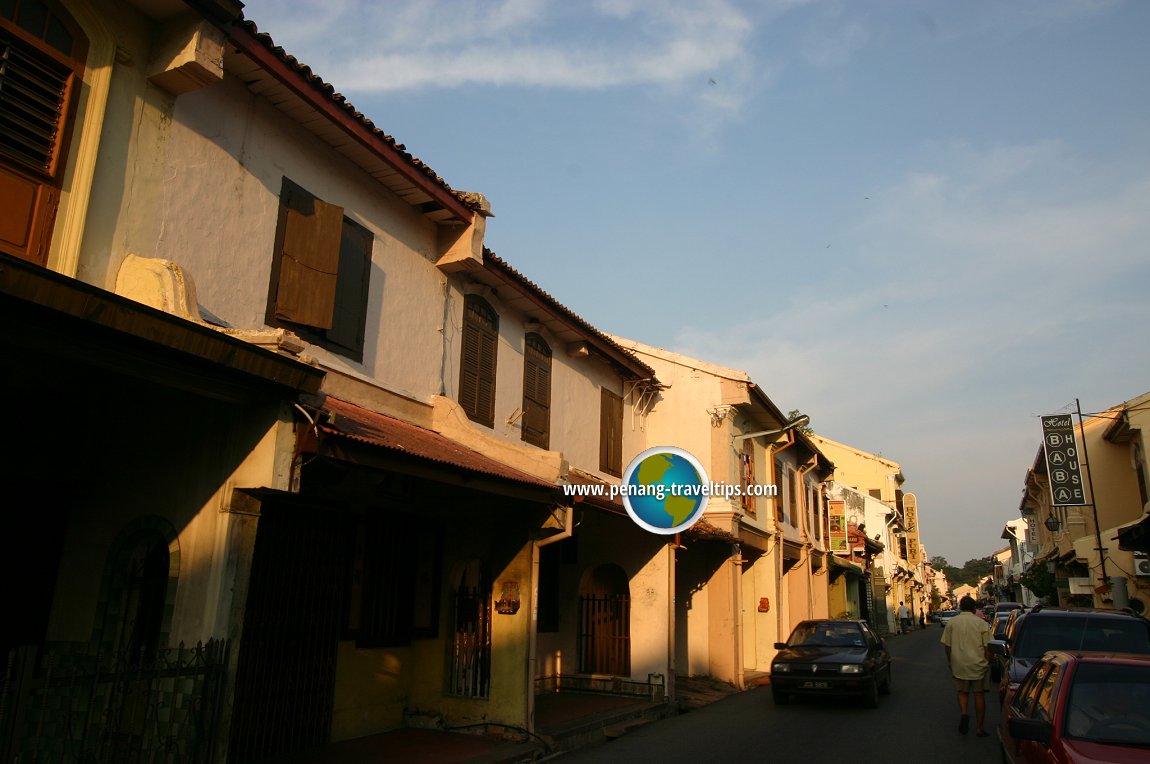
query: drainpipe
[
  {"left": 528, "top": 504, "right": 574, "bottom": 734},
  {"left": 731, "top": 541, "right": 744, "bottom": 690}
]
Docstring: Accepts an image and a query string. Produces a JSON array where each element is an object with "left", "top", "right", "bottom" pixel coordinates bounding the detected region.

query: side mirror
[
  {"left": 773, "top": 642, "right": 788, "bottom": 650},
  {"left": 987, "top": 640, "right": 1007, "bottom": 657},
  {"left": 1008, "top": 717, "right": 1052, "bottom": 745}
]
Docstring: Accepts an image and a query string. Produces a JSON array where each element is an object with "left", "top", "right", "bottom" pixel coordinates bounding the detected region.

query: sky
[{"left": 238, "top": 0, "right": 1150, "bottom": 566}]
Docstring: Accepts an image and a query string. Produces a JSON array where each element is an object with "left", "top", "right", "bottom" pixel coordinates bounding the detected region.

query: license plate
[{"left": 799, "top": 681, "right": 830, "bottom": 689}]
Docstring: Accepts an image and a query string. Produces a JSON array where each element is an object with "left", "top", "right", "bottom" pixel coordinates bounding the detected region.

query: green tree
[
  {"left": 786, "top": 409, "right": 813, "bottom": 435},
  {"left": 1019, "top": 564, "right": 1056, "bottom": 604}
]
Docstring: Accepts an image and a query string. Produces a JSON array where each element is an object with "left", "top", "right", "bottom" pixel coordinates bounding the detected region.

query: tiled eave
[{"left": 227, "top": 21, "right": 477, "bottom": 225}]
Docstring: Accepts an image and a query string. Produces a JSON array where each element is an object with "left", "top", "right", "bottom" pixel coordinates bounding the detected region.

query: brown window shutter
[
  {"left": 600, "top": 388, "right": 622, "bottom": 477},
  {"left": 741, "top": 439, "right": 756, "bottom": 515},
  {"left": 272, "top": 179, "right": 343, "bottom": 329},
  {"left": 522, "top": 333, "right": 551, "bottom": 449},
  {"left": 0, "top": 17, "right": 85, "bottom": 265},
  {"left": 460, "top": 296, "right": 498, "bottom": 427},
  {"left": 326, "top": 217, "right": 373, "bottom": 355}
]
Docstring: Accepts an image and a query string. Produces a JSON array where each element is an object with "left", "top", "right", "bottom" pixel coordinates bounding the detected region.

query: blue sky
[{"left": 238, "top": 0, "right": 1150, "bottom": 566}]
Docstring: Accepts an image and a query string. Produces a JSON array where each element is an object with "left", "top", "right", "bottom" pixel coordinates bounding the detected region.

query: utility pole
[{"left": 1076, "top": 398, "right": 1109, "bottom": 589}]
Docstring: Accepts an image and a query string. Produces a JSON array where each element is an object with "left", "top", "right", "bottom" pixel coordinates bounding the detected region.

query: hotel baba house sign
[{"left": 1041, "top": 415, "right": 1087, "bottom": 506}]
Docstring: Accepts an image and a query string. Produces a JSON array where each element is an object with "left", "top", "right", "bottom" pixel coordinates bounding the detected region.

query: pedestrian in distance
[
  {"left": 941, "top": 595, "right": 992, "bottom": 737},
  {"left": 898, "top": 601, "right": 911, "bottom": 633}
]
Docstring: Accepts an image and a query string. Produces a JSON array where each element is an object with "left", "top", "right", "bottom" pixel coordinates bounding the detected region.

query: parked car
[
  {"left": 989, "top": 607, "right": 1150, "bottom": 704},
  {"left": 996, "top": 601, "right": 1025, "bottom": 616},
  {"left": 770, "top": 619, "right": 892, "bottom": 708},
  {"left": 989, "top": 612, "right": 1013, "bottom": 681},
  {"left": 999, "top": 650, "right": 1150, "bottom": 763},
  {"left": 936, "top": 610, "right": 959, "bottom": 627}
]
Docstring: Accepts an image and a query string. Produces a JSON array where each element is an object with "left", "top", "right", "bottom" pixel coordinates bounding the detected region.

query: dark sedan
[{"left": 769, "top": 619, "right": 892, "bottom": 708}]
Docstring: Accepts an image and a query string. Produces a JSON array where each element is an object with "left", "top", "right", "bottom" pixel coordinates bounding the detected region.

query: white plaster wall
[{"left": 86, "top": 55, "right": 447, "bottom": 400}]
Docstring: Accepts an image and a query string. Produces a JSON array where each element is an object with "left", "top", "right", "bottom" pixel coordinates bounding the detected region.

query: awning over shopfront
[
  {"left": 1, "top": 252, "right": 325, "bottom": 400},
  {"left": 1116, "top": 510, "right": 1150, "bottom": 553},
  {"left": 829, "top": 554, "right": 864, "bottom": 580},
  {"left": 311, "top": 396, "right": 560, "bottom": 501}
]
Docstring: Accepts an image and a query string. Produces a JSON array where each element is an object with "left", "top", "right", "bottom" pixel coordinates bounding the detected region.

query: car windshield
[
  {"left": 1065, "top": 663, "right": 1150, "bottom": 746},
  {"left": 787, "top": 623, "right": 865, "bottom": 648},
  {"left": 1014, "top": 617, "right": 1150, "bottom": 659}
]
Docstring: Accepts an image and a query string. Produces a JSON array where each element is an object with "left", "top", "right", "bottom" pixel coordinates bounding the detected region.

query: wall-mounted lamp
[
  {"left": 1044, "top": 512, "right": 1061, "bottom": 532},
  {"left": 731, "top": 414, "right": 810, "bottom": 445}
]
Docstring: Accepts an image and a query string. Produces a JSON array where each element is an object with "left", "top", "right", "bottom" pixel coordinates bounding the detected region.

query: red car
[{"left": 1000, "top": 650, "right": 1150, "bottom": 763}]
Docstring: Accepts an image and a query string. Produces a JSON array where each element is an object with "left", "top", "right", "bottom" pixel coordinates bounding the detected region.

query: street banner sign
[
  {"left": 903, "top": 493, "right": 920, "bottom": 566},
  {"left": 1041, "top": 414, "right": 1086, "bottom": 506},
  {"left": 829, "top": 499, "right": 847, "bottom": 553}
]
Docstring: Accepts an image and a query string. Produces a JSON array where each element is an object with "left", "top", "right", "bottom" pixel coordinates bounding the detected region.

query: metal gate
[
  {"left": 578, "top": 595, "right": 631, "bottom": 676},
  {"left": 1, "top": 639, "right": 227, "bottom": 764},
  {"left": 227, "top": 501, "right": 349, "bottom": 763},
  {"left": 449, "top": 583, "right": 491, "bottom": 698}
]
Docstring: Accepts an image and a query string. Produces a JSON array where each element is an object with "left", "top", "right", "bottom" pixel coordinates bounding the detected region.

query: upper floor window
[
  {"left": 521, "top": 333, "right": 551, "bottom": 449},
  {"left": 0, "top": 0, "right": 87, "bottom": 265},
  {"left": 600, "top": 388, "right": 622, "bottom": 477},
  {"left": 774, "top": 457, "right": 785, "bottom": 524},
  {"left": 739, "top": 439, "right": 756, "bottom": 516},
  {"left": 267, "top": 178, "right": 373, "bottom": 360},
  {"left": 459, "top": 295, "right": 498, "bottom": 427}
]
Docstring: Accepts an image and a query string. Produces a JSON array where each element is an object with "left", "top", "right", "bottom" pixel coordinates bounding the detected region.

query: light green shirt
[{"left": 940, "top": 611, "right": 990, "bottom": 680}]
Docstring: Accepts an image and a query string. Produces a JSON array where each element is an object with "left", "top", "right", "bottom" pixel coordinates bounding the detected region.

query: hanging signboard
[
  {"left": 903, "top": 493, "right": 920, "bottom": 566},
  {"left": 1041, "top": 415, "right": 1086, "bottom": 506},
  {"left": 829, "top": 499, "right": 848, "bottom": 553}
]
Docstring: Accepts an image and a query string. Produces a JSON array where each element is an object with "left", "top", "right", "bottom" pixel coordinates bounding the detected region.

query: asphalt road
[{"left": 557, "top": 625, "right": 1003, "bottom": 763}]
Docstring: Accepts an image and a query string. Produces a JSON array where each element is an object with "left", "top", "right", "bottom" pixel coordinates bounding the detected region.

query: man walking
[
  {"left": 898, "top": 601, "right": 911, "bottom": 633},
  {"left": 941, "top": 595, "right": 992, "bottom": 736}
]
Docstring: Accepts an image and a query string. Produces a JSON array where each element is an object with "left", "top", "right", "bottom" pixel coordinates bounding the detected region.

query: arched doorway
[{"left": 578, "top": 564, "right": 630, "bottom": 676}]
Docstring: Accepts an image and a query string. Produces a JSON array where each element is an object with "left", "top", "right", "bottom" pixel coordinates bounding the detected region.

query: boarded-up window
[
  {"left": 600, "top": 388, "right": 623, "bottom": 477},
  {"left": 268, "top": 178, "right": 372, "bottom": 360},
  {"left": 459, "top": 295, "right": 498, "bottom": 427},
  {"left": 522, "top": 332, "right": 551, "bottom": 449},
  {"left": 0, "top": 2, "right": 87, "bottom": 265}
]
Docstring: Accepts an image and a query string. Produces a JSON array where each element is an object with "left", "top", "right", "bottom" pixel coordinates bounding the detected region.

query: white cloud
[{"left": 244, "top": 0, "right": 756, "bottom": 93}]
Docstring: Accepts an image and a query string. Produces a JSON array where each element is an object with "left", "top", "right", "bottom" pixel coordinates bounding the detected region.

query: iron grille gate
[
  {"left": 227, "top": 501, "right": 349, "bottom": 763},
  {"left": 449, "top": 584, "right": 491, "bottom": 698},
  {"left": 0, "top": 639, "right": 228, "bottom": 764},
  {"left": 578, "top": 595, "right": 631, "bottom": 676}
]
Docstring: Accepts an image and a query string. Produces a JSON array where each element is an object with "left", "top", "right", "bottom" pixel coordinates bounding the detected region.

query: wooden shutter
[
  {"left": 600, "top": 388, "right": 622, "bottom": 477},
  {"left": 0, "top": 8, "right": 86, "bottom": 265},
  {"left": 740, "top": 439, "right": 756, "bottom": 515},
  {"left": 326, "top": 217, "right": 372, "bottom": 356},
  {"left": 459, "top": 296, "right": 498, "bottom": 427},
  {"left": 272, "top": 179, "right": 343, "bottom": 329},
  {"left": 522, "top": 333, "right": 551, "bottom": 449}
]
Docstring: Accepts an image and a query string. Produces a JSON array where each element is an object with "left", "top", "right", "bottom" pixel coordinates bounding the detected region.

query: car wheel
[
  {"left": 879, "top": 666, "right": 892, "bottom": 695},
  {"left": 771, "top": 688, "right": 789, "bottom": 705},
  {"left": 862, "top": 678, "right": 879, "bottom": 708}
]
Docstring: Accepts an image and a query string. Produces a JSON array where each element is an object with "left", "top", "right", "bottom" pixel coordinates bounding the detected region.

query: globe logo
[{"left": 621, "top": 446, "right": 709, "bottom": 535}]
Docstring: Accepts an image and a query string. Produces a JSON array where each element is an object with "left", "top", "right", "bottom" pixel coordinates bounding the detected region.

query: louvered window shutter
[
  {"left": 460, "top": 296, "right": 498, "bottom": 427},
  {"left": 600, "top": 388, "right": 622, "bottom": 477},
  {"left": 0, "top": 9, "right": 85, "bottom": 265},
  {"left": 522, "top": 333, "right": 551, "bottom": 448}
]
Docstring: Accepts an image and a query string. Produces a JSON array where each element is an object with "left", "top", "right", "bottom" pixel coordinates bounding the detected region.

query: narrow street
[{"left": 558, "top": 626, "right": 1002, "bottom": 763}]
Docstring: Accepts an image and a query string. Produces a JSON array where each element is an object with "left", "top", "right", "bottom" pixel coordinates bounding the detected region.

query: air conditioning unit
[{"left": 1135, "top": 552, "right": 1150, "bottom": 578}]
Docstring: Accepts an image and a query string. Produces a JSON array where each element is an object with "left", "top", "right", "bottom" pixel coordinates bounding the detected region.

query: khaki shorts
[{"left": 953, "top": 674, "right": 991, "bottom": 692}]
